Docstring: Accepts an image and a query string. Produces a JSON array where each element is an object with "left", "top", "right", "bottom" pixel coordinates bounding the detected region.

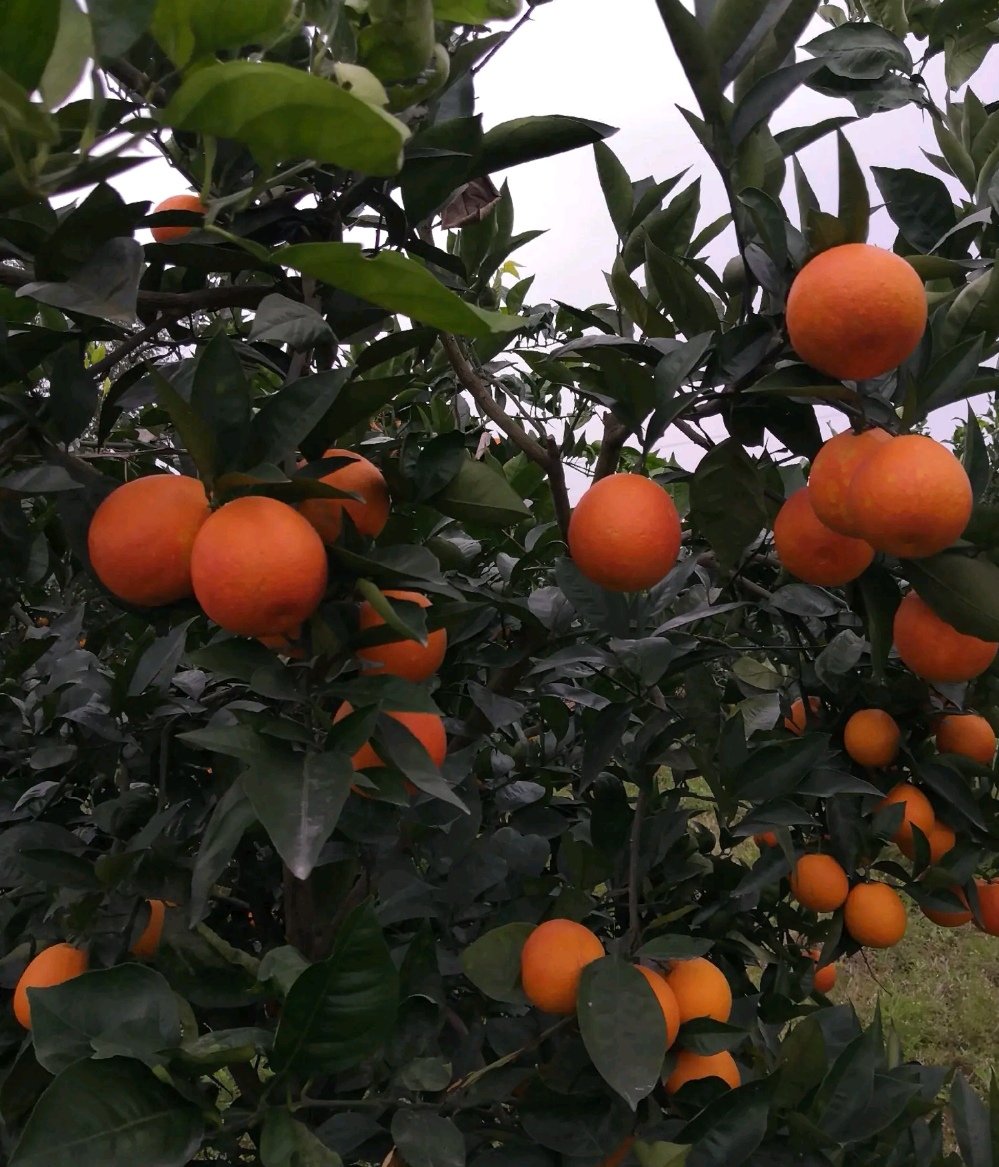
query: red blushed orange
[
  {"left": 893, "top": 593, "right": 998, "bottom": 684},
  {"left": 807, "top": 428, "right": 893, "bottom": 536},
  {"left": 773, "top": 488, "right": 873, "bottom": 586}
]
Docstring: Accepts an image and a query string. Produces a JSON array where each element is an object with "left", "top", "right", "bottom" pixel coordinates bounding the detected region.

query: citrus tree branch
[{"left": 593, "top": 414, "right": 631, "bottom": 480}]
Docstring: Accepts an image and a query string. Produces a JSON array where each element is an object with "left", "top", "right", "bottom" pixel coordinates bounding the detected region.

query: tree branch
[
  {"left": 593, "top": 414, "right": 631, "bottom": 480},
  {"left": 675, "top": 417, "right": 714, "bottom": 451},
  {"left": 441, "top": 333, "right": 551, "bottom": 466},
  {"left": 627, "top": 784, "right": 649, "bottom": 949},
  {"left": 88, "top": 314, "right": 183, "bottom": 382},
  {"left": 546, "top": 435, "right": 571, "bottom": 541}
]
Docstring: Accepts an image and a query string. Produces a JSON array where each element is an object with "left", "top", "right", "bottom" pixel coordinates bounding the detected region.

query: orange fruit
[
  {"left": 665, "top": 1049, "right": 740, "bottom": 1093},
  {"left": 334, "top": 701, "right": 447, "bottom": 775},
  {"left": 88, "top": 475, "right": 210, "bottom": 607},
  {"left": 807, "top": 428, "right": 894, "bottom": 536},
  {"left": 936, "top": 714, "right": 997, "bottom": 765},
  {"left": 843, "top": 882, "right": 907, "bottom": 948},
  {"left": 519, "top": 918, "right": 604, "bottom": 1014},
  {"left": 893, "top": 592, "right": 998, "bottom": 684},
  {"left": 848, "top": 435, "right": 972, "bottom": 559},
  {"left": 754, "top": 831, "right": 777, "bottom": 848},
  {"left": 976, "top": 879, "right": 999, "bottom": 934},
  {"left": 772, "top": 488, "right": 874, "bottom": 586},
  {"left": 664, "top": 957, "right": 732, "bottom": 1024},
  {"left": 843, "top": 709, "right": 900, "bottom": 768},
  {"left": 299, "top": 449, "right": 390, "bottom": 544},
  {"left": 150, "top": 194, "right": 206, "bottom": 243},
  {"left": 790, "top": 853, "right": 849, "bottom": 913},
  {"left": 130, "top": 900, "right": 166, "bottom": 960},
  {"left": 258, "top": 625, "right": 307, "bottom": 660},
  {"left": 901, "top": 820, "right": 957, "bottom": 863},
  {"left": 877, "top": 783, "right": 934, "bottom": 850},
  {"left": 190, "top": 496, "right": 328, "bottom": 638},
  {"left": 921, "top": 888, "right": 970, "bottom": 928},
  {"left": 356, "top": 590, "right": 446, "bottom": 682},
  {"left": 785, "top": 243, "right": 927, "bottom": 382},
  {"left": 13, "top": 944, "right": 89, "bottom": 1029},
  {"left": 636, "top": 965, "right": 680, "bottom": 1048},
  {"left": 808, "top": 949, "right": 836, "bottom": 994},
  {"left": 785, "top": 696, "right": 821, "bottom": 736},
  {"left": 567, "top": 474, "right": 681, "bottom": 592},
  {"left": 597, "top": 1138, "right": 635, "bottom": 1167}
]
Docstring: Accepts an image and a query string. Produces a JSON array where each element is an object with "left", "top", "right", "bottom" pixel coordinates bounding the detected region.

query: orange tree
[{"left": 4, "top": 1, "right": 999, "bottom": 1165}]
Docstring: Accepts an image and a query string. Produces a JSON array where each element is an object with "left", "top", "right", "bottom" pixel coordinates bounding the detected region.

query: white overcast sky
[{"left": 106, "top": 0, "right": 999, "bottom": 474}]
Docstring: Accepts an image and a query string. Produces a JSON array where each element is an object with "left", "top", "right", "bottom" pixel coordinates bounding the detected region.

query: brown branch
[
  {"left": 675, "top": 417, "right": 714, "bottom": 451},
  {"left": 88, "top": 314, "right": 183, "bottom": 381},
  {"left": 546, "top": 435, "right": 571, "bottom": 541},
  {"left": 102, "top": 59, "right": 168, "bottom": 106},
  {"left": 593, "top": 414, "right": 631, "bottom": 480},
  {"left": 626, "top": 784, "right": 648, "bottom": 950},
  {"left": 441, "top": 333, "right": 550, "bottom": 466}
]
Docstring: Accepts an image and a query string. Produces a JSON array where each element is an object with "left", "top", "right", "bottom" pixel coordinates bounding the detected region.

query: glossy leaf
[
  {"left": 0, "top": 0, "right": 60, "bottom": 91},
  {"left": 653, "top": 0, "right": 727, "bottom": 129},
  {"left": 431, "top": 456, "right": 531, "bottom": 526},
  {"left": 87, "top": 0, "right": 157, "bottom": 57},
  {"left": 261, "top": 1108, "right": 343, "bottom": 1167},
  {"left": 730, "top": 59, "right": 825, "bottom": 146},
  {"left": 871, "top": 167, "right": 956, "bottom": 253},
  {"left": 594, "top": 141, "right": 634, "bottom": 239},
  {"left": 461, "top": 922, "right": 532, "bottom": 1003},
  {"left": 477, "top": 115, "right": 617, "bottom": 175},
  {"left": 689, "top": 440, "right": 767, "bottom": 570},
  {"left": 903, "top": 553, "right": 999, "bottom": 642},
  {"left": 836, "top": 129, "right": 869, "bottom": 243},
  {"left": 391, "top": 1112, "right": 465, "bottom": 1167},
  {"left": 249, "top": 294, "right": 334, "bottom": 351}
]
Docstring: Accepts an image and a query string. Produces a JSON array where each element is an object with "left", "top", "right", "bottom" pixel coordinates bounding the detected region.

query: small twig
[
  {"left": 593, "top": 414, "right": 631, "bottom": 480},
  {"left": 441, "top": 333, "right": 550, "bottom": 466},
  {"left": 675, "top": 417, "right": 714, "bottom": 451},
  {"left": 89, "top": 314, "right": 182, "bottom": 382},
  {"left": 546, "top": 435, "right": 571, "bottom": 541},
  {"left": 627, "top": 784, "right": 649, "bottom": 949}
]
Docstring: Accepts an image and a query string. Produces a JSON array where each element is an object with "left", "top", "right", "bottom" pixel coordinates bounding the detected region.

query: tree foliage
[{"left": 1, "top": 1, "right": 999, "bottom": 1165}]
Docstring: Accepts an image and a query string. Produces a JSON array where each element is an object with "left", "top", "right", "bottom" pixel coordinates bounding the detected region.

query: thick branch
[
  {"left": 441, "top": 333, "right": 550, "bottom": 466},
  {"left": 546, "top": 435, "right": 571, "bottom": 541},
  {"left": 593, "top": 414, "right": 631, "bottom": 480},
  {"left": 627, "top": 784, "right": 649, "bottom": 949}
]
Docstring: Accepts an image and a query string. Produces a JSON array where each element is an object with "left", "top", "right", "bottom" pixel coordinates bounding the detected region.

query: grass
[{"left": 833, "top": 904, "right": 999, "bottom": 1085}]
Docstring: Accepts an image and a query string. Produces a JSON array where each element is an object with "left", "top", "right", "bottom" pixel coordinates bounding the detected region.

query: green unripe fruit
[
  {"left": 359, "top": 0, "right": 435, "bottom": 82},
  {"left": 386, "top": 43, "right": 450, "bottom": 111}
]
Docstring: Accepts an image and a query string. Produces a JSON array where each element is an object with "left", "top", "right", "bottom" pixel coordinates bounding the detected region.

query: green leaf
[
  {"left": 9, "top": 1057, "right": 202, "bottom": 1167},
  {"left": 163, "top": 61, "right": 411, "bottom": 176},
  {"left": 190, "top": 332, "right": 252, "bottom": 478},
  {"left": 952, "top": 1073, "right": 992, "bottom": 1167},
  {"left": 477, "top": 115, "right": 617, "bottom": 176},
  {"left": 179, "top": 1027, "right": 272, "bottom": 1071},
  {"left": 30, "top": 966, "right": 181, "bottom": 1076},
  {"left": 577, "top": 958, "right": 665, "bottom": 1110},
  {"left": 40, "top": 0, "right": 92, "bottom": 108},
  {"left": 240, "top": 751, "right": 354, "bottom": 882},
  {"left": 275, "top": 243, "right": 520, "bottom": 339},
  {"left": 593, "top": 141, "right": 633, "bottom": 239},
  {"left": 860, "top": 0, "right": 908, "bottom": 36},
  {"left": 689, "top": 440, "right": 767, "bottom": 570},
  {"left": 0, "top": 0, "right": 60, "bottom": 91},
  {"left": 804, "top": 22, "right": 913, "bottom": 78},
  {"left": 250, "top": 369, "right": 350, "bottom": 467},
  {"left": 915, "top": 334, "right": 984, "bottom": 420},
  {"left": 19, "top": 237, "right": 142, "bottom": 323},
  {"left": 249, "top": 293, "right": 333, "bottom": 351},
  {"left": 775, "top": 116, "right": 856, "bottom": 156},
  {"left": 433, "top": 0, "right": 521, "bottom": 20},
  {"left": 152, "top": 0, "right": 292, "bottom": 67},
  {"left": 272, "top": 901, "right": 400, "bottom": 1075},
  {"left": 189, "top": 783, "right": 257, "bottom": 925},
  {"left": 836, "top": 129, "right": 869, "bottom": 243},
  {"left": 644, "top": 242, "right": 718, "bottom": 339},
  {"left": 87, "top": 0, "right": 157, "bottom": 57},
  {"left": 902, "top": 553, "right": 999, "bottom": 641},
  {"left": 461, "top": 921, "right": 532, "bottom": 1004},
  {"left": 730, "top": 60, "right": 825, "bottom": 147},
  {"left": 431, "top": 456, "right": 531, "bottom": 526},
  {"left": 677, "top": 1017, "right": 748, "bottom": 1055},
  {"left": 706, "top": 0, "right": 800, "bottom": 85},
  {"left": 261, "top": 1108, "right": 343, "bottom": 1167},
  {"left": 963, "top": 404, "right": 992, "bottom": 502},
  {"left": 391, "top": 1112, "right": 465, "bottom": 1167},
  {"left": 653, "top": 0, "right": 728, "bottom": 131},
  {"left": 680, "top": 1081, "right": 770, "bottom": 1165},
  {"left": 871, "top": 166, "right": 957, "bottom": 253}
]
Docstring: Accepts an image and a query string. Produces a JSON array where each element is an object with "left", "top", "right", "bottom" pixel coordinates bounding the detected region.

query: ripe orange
[
  {"left": 936, "top": 714, "right": 996, "bottom": 765},
  {"left": 901, "top": 820, "right": 956, "bottom": 863},
  {"left": 567, "top": 474, "right": 681, "bottom": 592},
  {"left": 664, "top": 957, "right": 732, "bottom": 1024},
  {"left": 808, "top": 949, "right": 836, "bottom": 994},
  {"left": 519, "top": 918, "right": 604, "bottom": 1014},
  {"left": 772, "top": 488, "right": 873, "bottom": 586},
  {"left": 921, "top": 888, "right": 970, "bottom": 928},
  {"left": 258, "top": 625, "right": 307, "bottom": 660},
  {"left": 665, "top": 1049, "right": 740, "bottom": 1093},
  {"left": 754, "top": 831, "right": 777, "bottom": 848},
  {"left": 636, "top": 965, "right": 680, "bottom": 1048},
  {"left": 190, "top": 496, "right": 328, "bottom": 638},
  {"left": 848, "top": 435, "right": 972, "bottom": 559},
  {"left": 356, "top": 590, "right": 446, "bottom": 682},
  {"left": 785, "top": 243, "right": 927, "bottom": 382},
  {"left": 843, "top": 709, "right": 900, "bottom": 768},
  {"left": 843, "top": 882, "right": 907, "bottom": 948},
  {"left": 877, "top": 783, "right": 934, "bottom": 850},
  {"left": 88, "top": 475, "right": 210, "bottom": 607},
  {"left": 130, "top": 900, "right": 166, "bottom": 960},
  {"left": 597, "top": 1138, "right": 635, "bottom": 1167},
  {"left": 13, "top": 944, "right": 89, "bottom": 1029},
  {"left": 807, "top": 428, "right": 893, "bottom": 535},
  {"left": 790, "top": 853, "right": 849, "bottom": 913},
  {"left": 893, "top": 592, "right": 998, "bottom": 684},
  {"left": 975, "top": 879, "right": 999, "bottom": 935},
  {"left": 785, "top": 696, "right": 821, "bottom": 735},
  {"left": 334, "top": 701, "right": 447, "bottom": 773},
  {"left": 299, "top": 449, "right": 390, "bottom": 544},
  {"left": 150, "top": 194, "right": 206, "bottom": 243}
]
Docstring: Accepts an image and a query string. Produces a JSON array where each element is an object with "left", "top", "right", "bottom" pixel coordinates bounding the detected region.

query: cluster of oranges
[
  {"left": 518, "top": 919, "right": 740, "bottom": 1093},
  {"left": 12, "top": 899, "right": 166, "bottom": 1029}
]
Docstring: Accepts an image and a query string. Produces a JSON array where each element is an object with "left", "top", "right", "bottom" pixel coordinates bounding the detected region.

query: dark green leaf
[
  {"left": 145, "top": 366, "right": 217, "bottom": 486},
  {"left": 963, "top": 404, "right": 992, "bottom": 501},
  {"left": 249, "top": 294, "right": 334, "bottom": 351},
  {"left": 30, "top": 965, "right": 181, "bottom": 1075},
  {"left": 836, "top": 129, "right": 869, "bottom": 243},
  {"left": 46, "top": 344, "right": 99, "bottom": 443},
  {"left": 250, "top": 369, "right": 351, "bottom": 467},
  {"left": 276, "top": 243, "right": 519, "bottom": 339},
  {"left": 164, "top": 61, "right": 410, "bottom": 175},
  {"left": 190, "top": 332, "right": 252, "bottom": 478},
  {"left": 128, "top": 619, "right": 194, "bottom": 696},
  {"left": 477, "top": 116, "right": 617, "bottom": 176},
  {"left": 653, "top": 0, "right": 727, "bottom": 129},
  {"left": 9, "top": 1057, "right": 202, "bottom": 1167},
  {"left": 20, "top": 237, "right": 142, "bottom": 324},
  {"left": 952, "top": 1073, "right": 992, "bottom": 1167},
  {"left": 903, "top": 552, "right": 999, "bottom": 641},
  {"left": 775, "top": 116, "right": 857, "bottom": 156},
  {"left": 593, "top": 141, "right": 634, "bottom": 239},
  {"left": 804, "top": 22, "right": 913, "bottom": 78},
  {"left": 871, "top": 166, "right": 957, "bottom": 254},
  {"left": 391, "top": 1112, "right": 465, "bottom": 1167},
  {"left": 431, "top": 456, "right": 531, "bottom": 526},
  {"left": 689, "top": 440, "right": 767, "bottom": 570},
  {"left": 179, "top": 1027, "right": 273, "bottom": 1071},
  {"left": 645, "top": 243, "right": 718, "bottom": 339},
  {"left": 461, "top": 922, "right": 532, "bottom": 1004},
  {"left": 261, "top": 1108, "right": 343, "bottom": 1167},
  {"left": 272, "top": 901, "right": 400, "bottom": 1075},
  {"left": 730, "top": 60, "right": 825, "bottom": 147},
  {"left": 915, "top": 336, "right": 985, "bottom": 421},
  {"left": 88, "top": 0, "right": 157, "bottom": 58},
  {"left": 680, "top": 1081, "right": 771, "bottom": 1166},
  {"left": 678, "top": 1017, "right": 747, "bottom": 1055},
  {"left": 241, "top": 751, "right": 354, "bottom": 882},
  {"left": 707, "top": 0, "right": 800, "bottom": 84},
  {"left": 578, "top": 958, "right": 666, "bottom": 1109},
  {"left": 636, "top": 935, "right": 713, "bottom": 960},
  {"left": 0, "top": 0, "right": 60, "bottom": 90},
  {"left": 190, "top": 782, "right": 258, "bottom": 924}
]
